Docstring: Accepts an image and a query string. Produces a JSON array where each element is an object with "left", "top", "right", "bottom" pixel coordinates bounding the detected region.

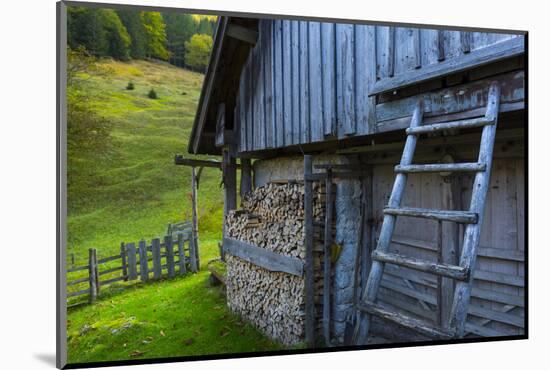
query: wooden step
[
  {"left": 384, "top": 207, "right": 478, "bottom": 223},
  {"left": 357, "top": 301, "right": 454, "bottom": 339},
  {"left": 395, "top": 163, "right": 486, "bottom": 173},
  {"left": 371, "top": 250, "right": 470, "bottom": 280},
  {"left": 406, "top": 116, "right": 495, "bottom": 135}
]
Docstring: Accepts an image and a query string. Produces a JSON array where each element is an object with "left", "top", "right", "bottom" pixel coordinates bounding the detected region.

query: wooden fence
[{"left": 67, "top": 231, "right": 199, "bottom": 303}]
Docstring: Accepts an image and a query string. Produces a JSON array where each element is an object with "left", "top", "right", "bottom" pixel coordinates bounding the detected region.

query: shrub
[
  {"left": 148, "top": 89, "right": 158, "bottom": 99},
  {"left": 126, "top": 82, "right": 135, "bottom": 90},
  {"left": 181, "top": 91, "right": 187, "bottom": 95}
]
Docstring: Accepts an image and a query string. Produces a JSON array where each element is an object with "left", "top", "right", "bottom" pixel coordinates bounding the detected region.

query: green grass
[{"left": 66, "top": 59, "right": 283, "bottom": 363}]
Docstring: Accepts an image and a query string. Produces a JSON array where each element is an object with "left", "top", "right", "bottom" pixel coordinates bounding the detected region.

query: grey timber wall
[{"left": 234, "top": 19, "right": 523, "bottom": 154}]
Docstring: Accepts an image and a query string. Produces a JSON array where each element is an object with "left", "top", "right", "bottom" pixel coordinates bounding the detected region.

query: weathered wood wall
[
  {"left": 370, "top": 158, "right": 525, "bottom": 337},
  {"left": 234, "top": 19, "right": 524, "bottom": 154}
]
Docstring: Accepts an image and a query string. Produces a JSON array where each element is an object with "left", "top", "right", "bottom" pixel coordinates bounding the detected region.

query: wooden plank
[
  {"left": 372, "top": 250, "right": 469, "bottom": 280},
  {"left": 138, "top": 240, "right": 148, "bottom": 282},
  {"left": 355, "top": 25, "right": 370, "bottom": 135},
  {"left": 165, "top": 235, "right": 175, "bottom": 278},
  {"left": 67, "top": 264, "right": 89, "bottom": 273},
  {"left": 223, "top": 237, "right": 304, "bottom": 276},
  {"left": 413, "top": 28, "right": 421, "bottom": 68},
  {"left": 468, "top": 305, "right": 524, "bottom": 328},
  {"left": 189, "top": 231, "right": 199, "bottom": 273},
  {"left": 370, "top": 36, "right": 524, "bottom": 95},
  {"left": 337, "top": 24, "right": 356, "bottom": 135},
  {"left": 379, "top": 288, "right": 436, "bottom": 321},
  {"left": 474, "top": 269, "right": 524, "bottom": 287},
  {"left": 304, "top": 155, "right": 315, "bottom": 347},
  {"left": 299, "top": 21, "right": 310, "bottom": 143},
  {"left": 380, "top": 278, "right": 437, "bottom": 306},
  {"left": 126, "top": 243, "right": 137, "bottom": 281},
  {"left": 392, "top": 235, "right": 437, "bottom": 251},
  {"left": 358, "top": 301, "right": 453, "bottom": 339},
  {"left": 240, "top": 158, "right": 252, "bottom": 197},
  {"left": 461, "top": 32, "right": 471, "bottom": 54},
  {"left": 437, "top": 30, "right": 445, "bottom": 61},
  {"left": 151, "top": 238, "right": 161, "bottom": 279},
  {"left": 465, "top": 322, "right": 503, "bottom": 337},
  {"left": 321, "top": 22, "right": 336, "bottom": 137},
  {"left": 120, "top": 242, "right": 128, "bottom": 281},
  {"left": 177, "top": 233, "right": 187, "bottom": 274},
  {"left": 406, "top": 116, "right": 494, "bottom": 135},
  {"left": 291, "top": 21, "right": 300, "bottom": 145},
  {"left": 191, "top": 166, "right": 200, "bottom": 270},
  {"left": 395, "top": 163, "right": 486, "bottom": 173},
  {"left": 174, "top": 156, "right": 223, "bottom": 169},
  {"left": 98, "top": 266, "right": 123, "bottom": 276},
  {"left": 323, "top": 170, "right": 333, "bottom": 345},
  {"left": 387, "top": 27, "right": 396, "bottom": 77},
  {"left": 97, "top": 254, "right": 121, "bottom": 264},
  {"left": 477, "top": 247, "right": 524, "bottom": 262},
  {"left": 282, "top": 20, "right": 293, "bottom": 146},
  {"left": 263, "top": 20, "right": 274, "bottom": 149},
  {"left": 384, "top": 207, "right": 477, "bottom": 223},
  {"left": 309, "top": 21, "right": 323, "bottom": 142},
  {"left": 471, "top": 286, "right": 524, "bottom": 307},
  {"left": 273, "top": 19, "right": 284, "bottom": 148}
]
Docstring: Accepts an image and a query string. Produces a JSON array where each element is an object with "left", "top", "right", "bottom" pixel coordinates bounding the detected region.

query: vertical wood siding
[{"left": 235, "top": 20, "right": 521, "bottom": 153}]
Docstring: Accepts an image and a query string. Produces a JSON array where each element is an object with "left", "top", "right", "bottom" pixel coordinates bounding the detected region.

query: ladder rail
[
  {"left": 354, "top": 100, "right": 424, "bottom": 344},
  {"left": 448, "top": 83, "right": 501, "bottom": 336}
]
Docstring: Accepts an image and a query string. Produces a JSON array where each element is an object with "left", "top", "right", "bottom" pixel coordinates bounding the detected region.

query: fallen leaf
[
  {"left": 130, "top": 350, "right": 146, "bottom": 357},
  {"left": 183, "top": 338, "right": 194, "bottom": 346},
  {"left": 160, "top": 330, "right": 165, "bottom": 337}
]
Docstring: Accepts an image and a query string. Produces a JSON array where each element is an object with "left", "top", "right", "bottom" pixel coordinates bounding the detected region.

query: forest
[{"left": 67, "top": 7, "right": 217, "bottom": 71}]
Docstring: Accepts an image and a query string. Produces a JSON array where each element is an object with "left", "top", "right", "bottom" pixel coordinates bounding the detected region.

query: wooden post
[
  {"left": 165, "top": 235, "right": 175, "bottom": 278},
  {"left": 138, "top": 240, "right": 148, "bottom": 282},
  {"left": 120, "top": 242, "right": 128, "bottom": 281},
  {"left": 240, "top": 158, "right": 252, "bottom": 199},
  {"left": 191, "top": 167, "right": 200, "bottom": 270},
  {"left": 223, "top": 149, "right": 237, "bottom": 233},
  {"left": 189, "top": 232, "right": 198, "bottom": 273},
  {"left": 304, "top": 155, "right": 315, "bottom": 347},
  {"left": 152, "top": 238, "right": 162, "bottom": 279},
  {"left": 88, "top": 248, "right": 98, "bottom": 302},
  {"left": 437, "top": 30, "right": 445, "bottom": 61},
  {"left": 323, "top": 169, "right": 334, "bottom": 346},
  {"left": 126, "top": 243, "right": 137, "bottom": 280},
  {"left": 177, "top": 233, "right": 187, "bottom": 275}
]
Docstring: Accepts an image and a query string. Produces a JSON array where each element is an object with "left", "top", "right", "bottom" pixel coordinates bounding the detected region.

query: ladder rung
[
  {"left": 395, "top": 163, "right": 486, "bottom": 173},
  {"left": 406, "top": 116, "right": 495, "bottom": 135},
  {"left": 372, "top": 250, "right": 470, "bottom": 280},
  {"left": 357, "top": 301, "right": 454, "bottom": 339},
  {"left": 384, "top": 207, "right": 478, "bottom": 223}
]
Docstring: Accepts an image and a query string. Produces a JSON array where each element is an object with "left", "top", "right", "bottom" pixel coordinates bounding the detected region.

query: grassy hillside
[
  {"left": 66, "top": 59, "right": 284, "bottom": 363},
  {"left": 68, "top": 59, "right": 223, "bottom": 264}
]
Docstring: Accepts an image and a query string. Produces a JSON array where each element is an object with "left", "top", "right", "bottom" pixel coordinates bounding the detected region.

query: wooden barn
[{"left": 181, "top": 16, "right": 526, "bottom": 347}]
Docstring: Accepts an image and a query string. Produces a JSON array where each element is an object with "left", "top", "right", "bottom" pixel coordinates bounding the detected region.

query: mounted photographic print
[{"left": 56, "top": 1, "right": 527, "bottom": 368}]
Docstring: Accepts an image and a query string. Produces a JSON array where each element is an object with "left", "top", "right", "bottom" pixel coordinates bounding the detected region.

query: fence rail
[{"left": 67, "top": 230, "right": 199, "bottom": 303}]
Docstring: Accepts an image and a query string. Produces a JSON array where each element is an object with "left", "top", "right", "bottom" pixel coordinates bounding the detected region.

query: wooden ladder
[{"left": 353, "top": 83, "right": 501, "bottom": 343}]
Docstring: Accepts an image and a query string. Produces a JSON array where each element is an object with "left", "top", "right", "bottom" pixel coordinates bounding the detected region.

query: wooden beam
[
  {"left": 304, "top": 155, "right": 315, "bottom": 348},
  {"left": 222, "top": 237, "right": 304, "bottom": 276},
  {"left": 226, "top": 23, "right": 258, "bottom": 45},
  {"left": 175, "top": 156, "right": 221, "bottom": 169},
  {"left": 191, "top": 167, "right": 200, "bottom": 271},
  {"left": 240, "top": 158, "right": 252, "bottom": 198},
  {"left": 323, "top": 169, "right": 334, "bottom": 346},
  {"left": 370, "top": 36, "right": 524, "bottom": 96}
]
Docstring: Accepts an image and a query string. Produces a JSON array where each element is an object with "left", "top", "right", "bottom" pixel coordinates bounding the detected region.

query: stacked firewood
[{"left": 225, "top": 181, "right": 329, "bottom": 345}]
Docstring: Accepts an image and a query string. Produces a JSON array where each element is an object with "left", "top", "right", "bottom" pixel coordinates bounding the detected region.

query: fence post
[
  {"left": 139, "top": 240, "right": 148, "bottom": 282},
  {"left": 120, "top": 242, "right": 128, "bottom": 281},
  {"left": 152, "top": 238, "right": 162, "bottom": 279},
  {"left": 191, "top": 167, "right": 200, "bottom": 270},
  {"left": 88, "top": 248, "right": 98, "bottom": 303},
  {"left": 177, "top": 233, "right": 186, "bottom": 275},
  {"left": 165, "top": 235, "right": 175, "bottom": 278},
  {"left": 189, "top": 231, "right": 198, "bottom": 273},
  {"left": 126, "top": 243, "right": 137, "bottom": 280}
]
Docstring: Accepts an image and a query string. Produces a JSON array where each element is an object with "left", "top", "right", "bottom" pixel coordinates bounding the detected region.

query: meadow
[{"left": 67, "top": 59, "right": 283, "bottom": 363}]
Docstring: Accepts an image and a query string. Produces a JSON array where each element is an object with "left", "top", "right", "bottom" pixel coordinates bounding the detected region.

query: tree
[
  {"left": 184, "top": 34, "right": 213, "bottom": 72},
  {"left": 163, "top": 12, "right": 195, "bottom": 67},
  {"left": 67, "top": 7, "right": 131, "bottom": 60},
  {"left": 101, "top": 9, "right": 131, "bottom": 60},
  {"left": 140, "top": 11, "right": 170, "bottom": 60},
  {"left": 117, "top": 9, "right": 147, "bottom": 59}
]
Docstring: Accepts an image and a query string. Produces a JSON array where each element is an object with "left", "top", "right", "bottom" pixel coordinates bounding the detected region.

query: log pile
[{"left": 225, "top": 181, "right": 329, "bottom": 345}]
